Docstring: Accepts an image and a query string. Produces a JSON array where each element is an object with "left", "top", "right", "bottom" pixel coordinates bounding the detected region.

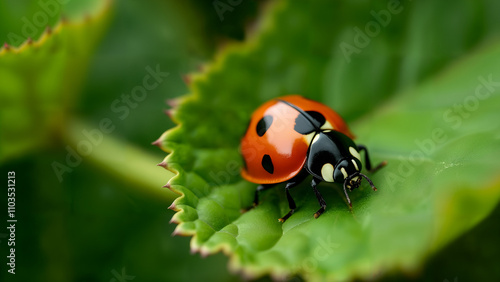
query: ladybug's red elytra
[{"left": 240, "top": 95, "right": 386, "bottom": 222}]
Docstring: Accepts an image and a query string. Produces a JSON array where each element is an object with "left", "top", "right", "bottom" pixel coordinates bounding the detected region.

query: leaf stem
[{"left": 64, "top": 119, "right": 177, "bottom": 202}]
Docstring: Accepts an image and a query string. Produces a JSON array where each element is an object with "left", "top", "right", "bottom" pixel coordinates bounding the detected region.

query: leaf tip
[
  {"left": 164, "top": 109, "right": 175, "bottom": 118},
  {"left": 151, "top": 138, "right": 163, "bottom": 147},
  {"left": 171, "top": 225, "right": 185, "bottom": 237},
  {"left": 157, "top": 161, "right": 168, "bottom": 169},
  {"left": 166, "top": 97, "right": 182, "bottom": 108},
  {"left": 199, "top": 248, "right": 211, "bottom": 258}
]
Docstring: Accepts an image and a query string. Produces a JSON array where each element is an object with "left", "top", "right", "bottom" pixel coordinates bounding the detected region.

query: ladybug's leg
[
  {"left": 278, "top": 170, "right": 308, "bottom": 222},
  {"left": 278, "top": 184, "right": 296, "bottom": 222},
  {"left": 357, "top": 145, "right": 387, "bottom": 173},
  {"left": 311, "top": 177, "right": 327, "bottom": 218},
  {"left": 253, "top": 184, "right": 276, "bottom": 207}
]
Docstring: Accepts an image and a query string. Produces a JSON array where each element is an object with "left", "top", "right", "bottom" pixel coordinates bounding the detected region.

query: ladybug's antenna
[
  {"left": 343, "top": 172, "right": 377, "bottom": 207},
  {"left": 342, "top": 179, "right": 353, "bottom": 207},
  {"left": 358, "top": 172, "right": 377, "bottom": 191},
  {"left": 277, "top": 99, "right": 323, "bottom": 131}
]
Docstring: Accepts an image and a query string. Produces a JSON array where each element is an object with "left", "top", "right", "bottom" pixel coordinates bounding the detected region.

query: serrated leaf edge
[{"left": 0, "top": 0, "right": 112, "bottom": 56}]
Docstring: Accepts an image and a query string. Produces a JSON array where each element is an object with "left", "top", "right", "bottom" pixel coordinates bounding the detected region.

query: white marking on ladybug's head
[
  {"left": 351, "top": 159, "right": 359, "bottom": 171},
  {"left": 340, "top": 167, "right": 348, "bottom": 179},
  {"left": 349, "top": 146, "right": 361, "bottom": 161},
  {"left": 321, "top": 163, "right": 335, "bottom": 182}
]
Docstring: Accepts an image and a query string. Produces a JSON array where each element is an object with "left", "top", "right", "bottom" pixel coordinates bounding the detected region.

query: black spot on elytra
[
  {"left": 294, "top": 111, "right": 326, "bottom": 135},
  {"left": 261, "top": 154, "right": 274, "bottom": 174},
  {"left": 256, "top": 115, "right": 273, "bottom": 137}
]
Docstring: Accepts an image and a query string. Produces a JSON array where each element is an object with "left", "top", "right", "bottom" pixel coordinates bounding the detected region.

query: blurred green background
[{"left": 1, "top": 0, "right": 500, "bottom": 281}]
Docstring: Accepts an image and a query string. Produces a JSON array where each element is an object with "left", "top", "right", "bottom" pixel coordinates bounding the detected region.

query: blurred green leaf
[
  {"left": 0, "top": 0, "right": 112, "bottom": 163},
  {"left": 157, "top": 0, "right": 500, "bottom": 280},
  {"left": 0, "top": 0, "right": 104, "bottom": 46},
  {"left": 1, "top": 1, "right": 248, "bottom": 281}
]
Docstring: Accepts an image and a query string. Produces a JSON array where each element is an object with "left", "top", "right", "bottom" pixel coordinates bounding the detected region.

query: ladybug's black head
[
  {"left": 334, "top": 158, "right": 376, "bottom": 192},
  {"left": 333, "top": 158, "right": 361, "bottom": 185}
]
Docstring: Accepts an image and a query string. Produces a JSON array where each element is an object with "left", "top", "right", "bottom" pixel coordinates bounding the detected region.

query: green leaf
[
  {"left": 0, "top": 0, "right": 105, "bottom": 46},
  {"left": 0, "top": 0, "right": 112, "bottom": 163},
  {"left": 157, "top": 0, "right": 500, "bottom": 280}
]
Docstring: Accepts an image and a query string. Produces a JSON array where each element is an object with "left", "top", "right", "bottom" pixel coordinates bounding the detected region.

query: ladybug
[{"left": 241, "top": 95, "right": 385, "bottom": 222}]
